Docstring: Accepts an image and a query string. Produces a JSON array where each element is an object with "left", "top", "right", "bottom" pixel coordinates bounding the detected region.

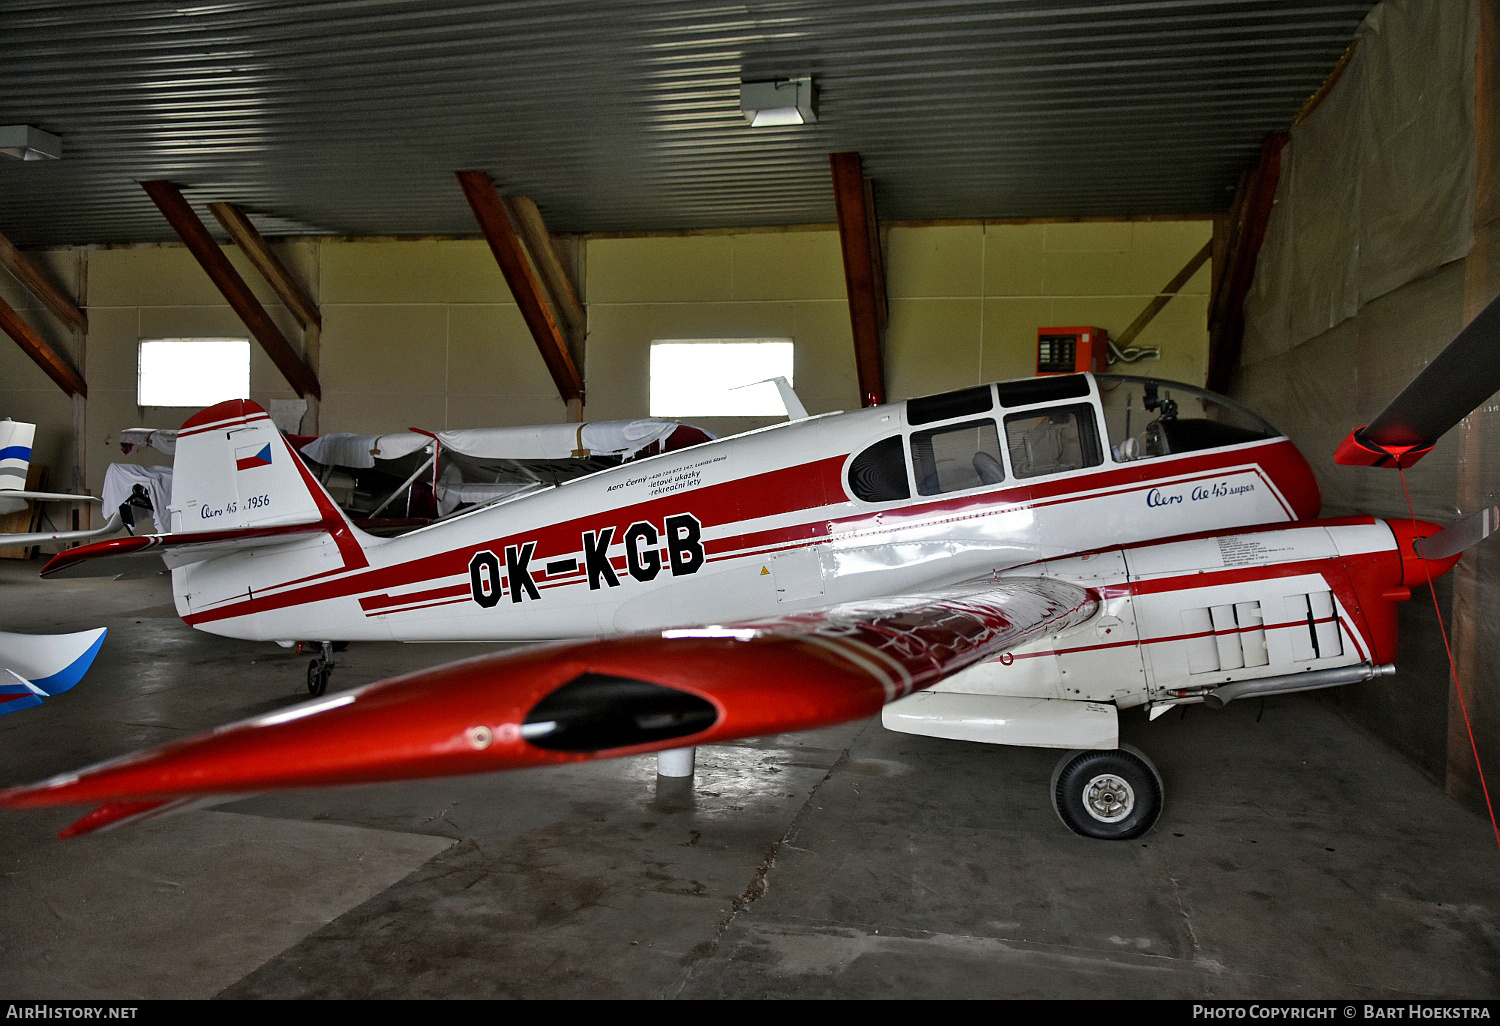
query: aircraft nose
[{"left": 1384, "top": 517, "right": 1464, "bottom": 588}]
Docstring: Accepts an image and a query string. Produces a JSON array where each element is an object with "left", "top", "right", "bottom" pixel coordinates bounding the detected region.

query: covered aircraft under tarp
[{"left": 113, "top": 419, "right": 717, "bottom": 526}]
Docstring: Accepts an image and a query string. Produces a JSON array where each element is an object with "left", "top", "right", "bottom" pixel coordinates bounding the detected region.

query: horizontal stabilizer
[
  {"left": 40, "top": 521, "right": 332, "bottom": 579},
  {"left": 0, "top": 670, "right": 46, "bottom": 715}
]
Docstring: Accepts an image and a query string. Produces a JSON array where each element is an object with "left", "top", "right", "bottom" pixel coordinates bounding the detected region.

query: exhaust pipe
[{"left": 1204, "top": 664, "right": 1395, "bottom": 710}]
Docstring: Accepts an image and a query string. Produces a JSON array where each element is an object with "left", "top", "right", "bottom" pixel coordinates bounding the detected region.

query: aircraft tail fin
[
  {"left": 0, "top": 419, "right": 36, "bottom": 515},
  {"left": 170, "top": 400, "right": 363, "bottom": 543}
]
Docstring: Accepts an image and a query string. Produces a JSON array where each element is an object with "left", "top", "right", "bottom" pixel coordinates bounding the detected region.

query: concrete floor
[{"left": 2, "top": 558, "right": 1499, "bottom": 999}]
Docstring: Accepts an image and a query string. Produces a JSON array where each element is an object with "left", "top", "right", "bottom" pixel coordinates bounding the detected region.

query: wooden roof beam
[
  {"left": 1206, "top": 133, "right": 1287, "bottom": 395},
  {"left": 207, "top": 202, "right": 322, "bottom": 331},
  {"left": 1115, "top": 239, "right": 1213, "bottom": 349},
  {"left": 0, "top": 293, "right": 85, "bottom": 397},
  {"left": 0, "top": 230, "right": 87, "bottom": 335},
  {"left": 830, "top": 152, "right": 887, "bottom": 407},
  {"left": 141, "top": 180, "right": 321, "bottom": 400},
  {"left": 502, "top": 195, "right": 586, "bottom": 353},
  {"left": 455, "top": 170, "right": 583, "bottom": 406}
]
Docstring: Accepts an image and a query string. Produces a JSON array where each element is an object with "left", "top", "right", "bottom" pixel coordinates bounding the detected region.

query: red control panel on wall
[{"left": 1037, "top": 327, "right": 1109, "bottom": 375}]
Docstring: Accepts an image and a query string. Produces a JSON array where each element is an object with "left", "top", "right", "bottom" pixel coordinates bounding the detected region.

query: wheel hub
[{"left": 1082, "top": 773, "right": 1135, "bottom": 823}]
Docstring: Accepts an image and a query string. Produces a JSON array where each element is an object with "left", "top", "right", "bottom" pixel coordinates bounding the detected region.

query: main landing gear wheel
[
  {"left": 306, "top": 659, "right": 332, "bottom": 697},
  {"left": 1050, "top": 744, "right": 1163, "bottom": 841},
  {"left": 304, "top": 641, "right": 340, "bottom": 697}
]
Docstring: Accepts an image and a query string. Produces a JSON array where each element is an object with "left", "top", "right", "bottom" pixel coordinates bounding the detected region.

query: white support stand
[{"left": 656, "top": 746, "right": 696, "bottom": 778}]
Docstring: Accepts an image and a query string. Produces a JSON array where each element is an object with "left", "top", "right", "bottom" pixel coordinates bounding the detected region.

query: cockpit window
[
  {"left": 847, "top": 435, "right": 910, "bottom": 502},
  {"left": 906, "top": 385, "right": 994, "bottom": 426},
  {"left": 911, "top": 419, "right": 1004, "bottom": 495},
  {"left": 994, "top": 374, "right": 1091, "bottom": 408},
  {"left": 1096, "top": 375, "right": 1280, "bottom": 462},
  {"left": 1004, "top": 404, "right": 1103, "bottom": 479}
]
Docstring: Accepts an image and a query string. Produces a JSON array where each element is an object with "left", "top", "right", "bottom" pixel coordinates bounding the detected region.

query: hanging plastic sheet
[{"left": 1244, "top": 0, "right": 1478, "bottom": 361}]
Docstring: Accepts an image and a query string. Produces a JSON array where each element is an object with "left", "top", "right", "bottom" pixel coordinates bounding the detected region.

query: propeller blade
[
  {"left": 1335, "top": 291, "right": 1500, "bottom": 467},
  {"left": 1414, "top": 506, "right": 1500, "bottom": 561}
]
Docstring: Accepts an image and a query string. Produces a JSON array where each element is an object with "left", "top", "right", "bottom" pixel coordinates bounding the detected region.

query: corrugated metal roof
[{"left": 0, "top": 1, "right": 1377, "bottom": 246}]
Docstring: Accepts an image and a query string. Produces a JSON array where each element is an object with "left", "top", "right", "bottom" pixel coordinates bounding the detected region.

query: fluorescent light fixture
[
  {"left": 0, "top": 125, "right": 61, "bottom": 161},
  {"left": 740, "top": 78, "right": 816, "bottom": 127}
]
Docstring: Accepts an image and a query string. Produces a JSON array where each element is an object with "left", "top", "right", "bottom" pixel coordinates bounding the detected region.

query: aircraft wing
[
  {"left": 3, "top": 511, "right": 128, "bottom": 550},
  {"left": 0, "top": 577, "right": 1097, "bottom": 836},
  {"left": 3, "top": 491, "right": 102, "bottom": 503}
]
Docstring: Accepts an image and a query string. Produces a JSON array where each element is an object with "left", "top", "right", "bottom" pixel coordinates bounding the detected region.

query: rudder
[{"left": 171, "top": 400, "right": 343, "bottom": 534}]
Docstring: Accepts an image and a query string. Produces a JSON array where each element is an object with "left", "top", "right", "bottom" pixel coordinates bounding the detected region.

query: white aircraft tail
[
  {"left": 0, "top": 418, "right": 107, "bottom": 528},
  {"left": 0, "top": 419, "right": 36, "bottom": 515},
  {"left": 39, "top": 401, "right": 376, "bottom": 583},
  {"left": 170, "top": 400, "right": 358, "bottom": 537}
]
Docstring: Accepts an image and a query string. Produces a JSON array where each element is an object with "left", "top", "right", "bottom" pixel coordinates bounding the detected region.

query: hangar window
[
  {"left": 138, "top": 337, "right": 250, "bottom": 408},
  {"left": 650, "top": 339, "right": 794, "bottom": 417}
]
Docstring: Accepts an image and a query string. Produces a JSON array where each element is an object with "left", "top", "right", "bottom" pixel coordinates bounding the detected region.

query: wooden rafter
[
  {"left": 1206, "top": 133, "right": 1287, "bottom": 395},
  {"left": 0, "top": 292, "right": 85, "bottom": 397},
  {"left": 455, "top": 170, "right": 584, "bottom": 405},
  {"left": 502, "top": 195, "right": 586, "bottom": 349},
  {"left": 1115, "top": 239, "right": 1213, "bottom": 349},
  {"left": 0, "top": 230, "right": 87, "bottom": 334},
  {"left": 830, "top": 152, "right": 886, "bottom": 407},
  {"left": 207, "top": 202, "right": 322, "bottom": 331},
  {"left": 141, "top": 180, "right": 321, "bottom": 400}
]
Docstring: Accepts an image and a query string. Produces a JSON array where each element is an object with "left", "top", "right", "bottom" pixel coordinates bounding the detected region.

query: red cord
[{"left": 1397, "top": 466, "right": 1500, "bottom": 851}]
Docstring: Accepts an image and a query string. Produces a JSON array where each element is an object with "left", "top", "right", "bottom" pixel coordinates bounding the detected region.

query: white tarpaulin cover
[
  {"left": 297, "top": 432, "right": 429, "bottom": 469},
  {"left": 298, "top": 419, "right": 702, "bottom": 469},
  {"left": 1243, "top": 0, "right": 1477, "bottom": 361},
  {"left": 103, "top": 464, "right": 173, "bottom": 527},
  {"left": 117, "top": 428, "right": 178, "bottom": 456}
]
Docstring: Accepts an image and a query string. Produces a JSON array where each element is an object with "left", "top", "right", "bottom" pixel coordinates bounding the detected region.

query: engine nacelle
[{"left": 884, "top": 516, "right": 1438, "bottom": 748}]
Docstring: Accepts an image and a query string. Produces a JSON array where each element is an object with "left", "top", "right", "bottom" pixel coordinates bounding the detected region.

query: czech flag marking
[{"left": 235, "top": 444, "right": 273, "bottom": 472}]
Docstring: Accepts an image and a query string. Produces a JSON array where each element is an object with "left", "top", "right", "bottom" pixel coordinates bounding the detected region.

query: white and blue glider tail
[
  {"left": 0, "top": 628, "right": 107, "bottom": 715},
  {"left": 0, "top": 417, "right": 105, "bottom": 524},
  {"left": 0, "top": 419, "right": 36, "bottom": 515}
]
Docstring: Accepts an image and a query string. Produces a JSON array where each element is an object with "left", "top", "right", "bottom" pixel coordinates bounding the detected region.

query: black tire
[
  {"left": 1050, "top": 745, "right": 1163, "bottom": 840},
  {"left": 307, "top": 659, "right": 329, "bottom": 697}
]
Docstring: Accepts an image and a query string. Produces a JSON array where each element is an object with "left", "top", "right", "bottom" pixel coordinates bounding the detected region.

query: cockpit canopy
[
  {"left": 846, "top": 374, "right": 1286, "bottom": 504},
  {"left": 1094, "top": 374, "right": 1281, "bottom": 462}
]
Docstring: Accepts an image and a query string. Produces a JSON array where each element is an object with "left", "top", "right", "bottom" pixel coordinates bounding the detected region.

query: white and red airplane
[{"left": 4, "top": 295, "right": 1499, "bottom": 841}]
